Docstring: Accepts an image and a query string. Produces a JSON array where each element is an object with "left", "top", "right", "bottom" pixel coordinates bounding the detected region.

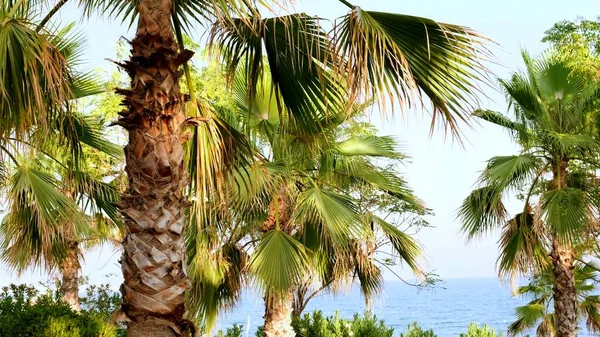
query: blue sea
[{"left": 214, "top": 278, "right": 596, "bottom": 336}]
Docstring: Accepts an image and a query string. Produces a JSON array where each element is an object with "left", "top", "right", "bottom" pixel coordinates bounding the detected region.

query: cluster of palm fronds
[
  {"left": 1, "top": 0, "right": 494, "bottom": 335},
  {"left": 459, "top": 51, "right": 600, "bottom": 336}
]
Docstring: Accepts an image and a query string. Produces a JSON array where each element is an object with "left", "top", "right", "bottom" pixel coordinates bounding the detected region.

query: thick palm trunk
[
  {"left": 115, "top": 0, "right": 193, "bottom": 335},
  {"left": 551, "top": 159, "right": 578, "bottom": 337},
  {"left": 263, "top": 293, "right": 295, "bottom": 337},
  {"left": 59, "top": 241, "right": 80, "bottom": 311},
  {"left": 551, "top": 240, "right": 578, "bottom": 337}
]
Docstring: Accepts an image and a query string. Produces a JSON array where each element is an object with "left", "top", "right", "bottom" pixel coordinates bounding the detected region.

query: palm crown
[{"left": 459, "top": 51, "right": 600, "bottom": 336}]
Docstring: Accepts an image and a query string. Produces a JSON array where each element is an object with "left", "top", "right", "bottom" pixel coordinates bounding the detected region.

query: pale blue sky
[{"left": 3, "top": 0, "right": 599, "bottom": 289}]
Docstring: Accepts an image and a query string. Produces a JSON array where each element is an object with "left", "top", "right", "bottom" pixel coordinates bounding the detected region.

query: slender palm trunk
[
  {"left": 59, "top": 241, "right": 80, "bottom": 311},
  {"left": 263, "top": 293, "right": 295, "bottom": 337},
  {"left": 115, "top": 0, "right": 193, "bottom": 335},
  {"left": 552, "top": 159, "right": 578, "bottom": 337},
  {"left": 552, "top": 239, "right": 578, "bottom": 337}
]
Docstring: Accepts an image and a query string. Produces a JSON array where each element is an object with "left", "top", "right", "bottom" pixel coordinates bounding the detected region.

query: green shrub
[
  {"left": 253, "top": 311, "right": 393, "bottom": 337},
  {"left": 0, "top": 284, "right": 118, "bottom": 337},
  {"left": 399, "top": 322, "right": 437, "bottom": 337},
  {"left": 215, "top": 324, "right": 244, "bottom": 337},
  {"left": 459, "top": 323, "right": 500, "bottom": 337}
]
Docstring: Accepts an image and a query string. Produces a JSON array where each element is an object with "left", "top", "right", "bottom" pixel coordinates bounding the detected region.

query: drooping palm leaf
[
  {"left": 0, "top": 2, "right": 72, "bottom": 141},
  {"left": 210, "top": 13, "right": 346, "bottom": 133},
  {"left": 333, "top": 7, "right": 489, "bottom": 132},
  {"left": 0, "top": 162, "right": 84, "bottom": 273},
  {"left": 372, "top": 215, "right": 422, "bottom": 273},
  {"left": 459, "top": 185, "right": 507, "bottom": 239}
]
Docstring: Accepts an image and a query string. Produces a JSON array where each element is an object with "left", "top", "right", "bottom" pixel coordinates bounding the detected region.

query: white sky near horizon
[{"left": 2, "top": 0, "right": 599, "bottom": 290}]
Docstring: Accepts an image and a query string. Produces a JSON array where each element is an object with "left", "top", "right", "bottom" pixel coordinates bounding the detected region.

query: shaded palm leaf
[
  {"left": 541, "top": 188, "right": 590, "bottom": 243},
  {"left": 459, "top": 185, "right": 507, "bottom": 239},
  {"left": 210, "top": 13, "right": 346, "bottom": 133}
]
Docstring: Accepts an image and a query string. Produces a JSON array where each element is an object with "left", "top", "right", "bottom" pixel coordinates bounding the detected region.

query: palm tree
[
  {"left": 508, "top": 261, "right": 600, "bottom": 337},
  {"left": 0, "top": 0, "right": 123, "bottom": 310},
  {"left": 7, "top": 0, "right": 490, "bottom": 334},
  {"left": 458, "top": 51, "right": 600, "bottom": 337},
  {"left": 185, "top": 65, "right": 426, "bottom": 336},
  {"left": 0, "top": 112, "right": 123, "bottom": 310}
]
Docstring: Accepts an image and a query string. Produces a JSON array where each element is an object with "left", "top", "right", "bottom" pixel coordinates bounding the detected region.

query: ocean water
[{"left": 214, "top": 278, "right": 596, "bottom": 336}]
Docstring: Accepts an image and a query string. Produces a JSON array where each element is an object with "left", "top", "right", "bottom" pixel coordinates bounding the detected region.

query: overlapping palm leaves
[
  {"left": 459, "top": 51, "right": 600, "bottom": 273},
  {"left": 0, "top": 0, "right": 123, "bottom": 308},
  {"left": 508, "top": 262, "right": 600, "bottom": 337},
  {"left": 185, "top": 64, "right": 425, "bottom": 331},
  {"left": 458, "top": 51, "right": 600, "bottom": 335},
  {"left": 0, "top": 122, "right": 122, "bottom": 275},
  {"left": 80, "top": 0, "right": 489, "bottom": 135}
]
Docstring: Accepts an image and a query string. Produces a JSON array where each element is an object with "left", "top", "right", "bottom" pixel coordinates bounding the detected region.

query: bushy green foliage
[
  {"left": 460, "top": 323, "right": 500, "bottom": 337},
  {"left": 0, "top": 284, "right": 117, "bottom": 337},
  {"left": 0, "top": 282, "right": 124, "bottom": 337},
  {"left": 215, "top": 324, "right": 244, "bottom": 337},
  {"left": 251, "top": 311, "right": 393, "bottom": 337},
  {"left": 399, "top": 322, "right": 437, "bottom": 337}
]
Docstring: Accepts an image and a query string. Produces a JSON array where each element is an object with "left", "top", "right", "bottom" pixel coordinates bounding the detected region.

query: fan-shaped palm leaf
[{"left": 333, "top": 7, "right": 489, "bottom": 132}]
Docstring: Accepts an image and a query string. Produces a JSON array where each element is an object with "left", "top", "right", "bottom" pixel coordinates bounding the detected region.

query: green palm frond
[
  {"left": 249, "top": 229, "right": 311, "bottom": 293},
  {"left": 538, "top": 131, "right": 599, "bottom": 156},
  {"left": 333, "top": 7, "right": 489, "bottom": 132},
  {"left": 49, "top": 113, "right": 123, "bottom": 164},
  {"left": 186, "top": 98, "right": 254, "bottom": 224},
  {"left": 482, "top": 154, "right": 541, "bottom": 191},
  {"left": 541, "top": 187, "right": 590, "bottom": 243},
  {"left": 0, "top": 162, "right": 83, "bottom": 273},
  {"left": 293, "top": 186, "right": 364, "bottom": 248},
  {"left": 187, "top": 238, "right": 247, "bottom": 331},
  {"left": 497, "top": 212, "right": 549, "bottom": 278},
  {"left": 508, "top": 299, "right": 547, "bottom": 337},
  {"left": 0, "top": 2, "right": 73, "bottom": 141},
  {"left": 334, "top": 136, "right": 401, "bottom": 158},
  {"left": 459, "top": 185, "right": 507, "bottom": 239},
  {"left": 581, "top": 295, "right": 600, "bottom": 334},
  {"left": 67, "top": 170, "right": 121, "bottom": 226},
  {"left": 210, "top": 13, "right": 346, "bottom": 133},
  {"left": 474, "top": 109, "right": 534, "bottom": 147},
  {"left": 372, "top": 215, "right": 422, "bottom": 273}
]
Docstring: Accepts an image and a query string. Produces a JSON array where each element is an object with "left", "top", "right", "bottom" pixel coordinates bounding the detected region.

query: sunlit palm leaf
[
  {"left": 508, "top": 299, "right": 547, "bottom": 337},
  {"left": 334, "top": 136, "right": 400, "bottom": 158},
  {"left": 293, "top": 186, "right": 364, "bottom": 248},
  {"left": 372, "top": 215, "right": 422, "bottom": 273},
  {"left": 0, "top": 2, "right": 72, "bottom": 141},
  {"left": 334, "top": 8, "right": 489, "bottom": 132},
  {"left": 0, "top": 162, "right": 83, "bottom": 273},
  {"left": 249, "top": 229, "right": 311, "bottom": 293}
]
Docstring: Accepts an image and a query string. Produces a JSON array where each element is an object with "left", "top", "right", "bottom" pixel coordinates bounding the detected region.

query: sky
[{"left": 2, "top": 0, "right": 599, "bottom": 289}]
